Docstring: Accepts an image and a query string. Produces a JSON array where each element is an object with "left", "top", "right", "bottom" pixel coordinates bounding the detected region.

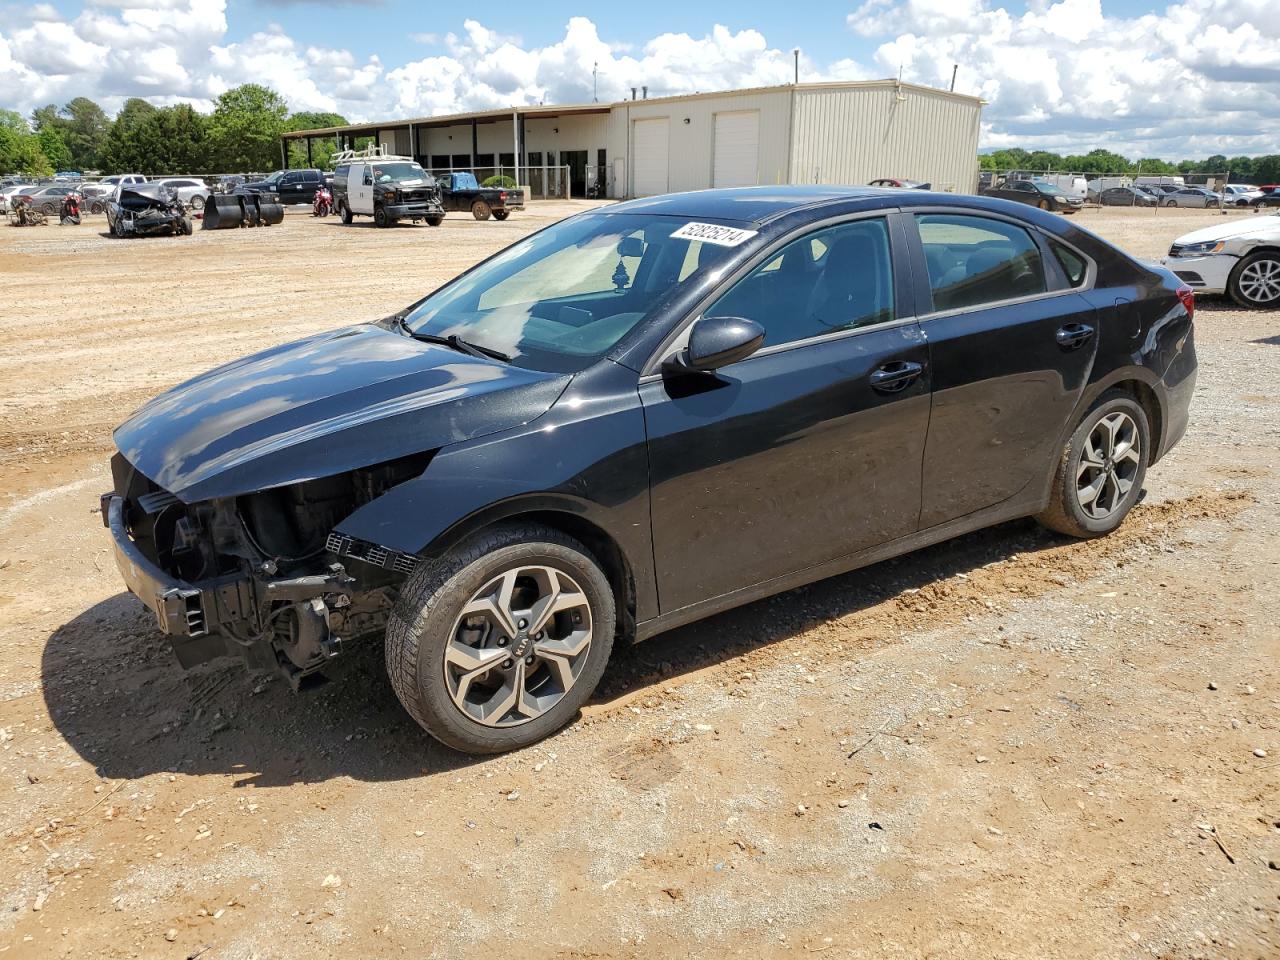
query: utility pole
[
  {"left": 793, "top": 48, "right": 800, "bottom": 85},
  {"left": 950, "top": 63, "right": 958, "bottom": 91}
]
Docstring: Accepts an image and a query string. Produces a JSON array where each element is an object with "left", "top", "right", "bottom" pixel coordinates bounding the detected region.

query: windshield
[
  {"left": 1033, "top": 181, "right": 1066, "bottom": 195},
  {"left": 263, "top": 171, "right": 284, "bottom": 184},
  {"left": 372, "top": 162, "right": 428, "bottom": 183},
  {"left": 403, "top": 213, "right": 744, "bottom": 373}
]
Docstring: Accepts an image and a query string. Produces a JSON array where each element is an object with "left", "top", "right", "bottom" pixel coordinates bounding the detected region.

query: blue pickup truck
[{"left": 433, "top": 171, "right": 524, "bottom": 221}]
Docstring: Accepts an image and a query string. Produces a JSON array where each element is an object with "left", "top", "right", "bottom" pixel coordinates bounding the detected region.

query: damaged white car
[{"left": 1162, "top": 212, "right": 1280, "bottom": 308}]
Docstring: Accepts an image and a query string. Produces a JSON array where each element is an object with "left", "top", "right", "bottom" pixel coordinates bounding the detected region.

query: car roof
[{"left": 600, "top": 186, "right": 912, "bottom": 225}]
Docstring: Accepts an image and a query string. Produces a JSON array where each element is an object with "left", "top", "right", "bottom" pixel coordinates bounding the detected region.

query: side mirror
[{"left": 666, "top": 316, "right": 765, "bottom": 373}]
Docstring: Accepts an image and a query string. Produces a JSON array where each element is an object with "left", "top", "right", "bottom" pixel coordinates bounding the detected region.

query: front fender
[{"left": 334, "top": 363, "right": 658, "bottom": 620}]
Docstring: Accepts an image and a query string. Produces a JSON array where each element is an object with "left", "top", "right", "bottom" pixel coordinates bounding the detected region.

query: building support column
[
  {"left": 471, "top": 119, "right": 479, "bottom": 170},
  {"left": 280, "top": 138, "right": 287, "bottom": 170}
]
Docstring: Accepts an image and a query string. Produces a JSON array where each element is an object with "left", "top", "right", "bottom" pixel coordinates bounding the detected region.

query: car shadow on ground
[{"left": 43, "top": 516, "right": 1069, "bottom": 787}]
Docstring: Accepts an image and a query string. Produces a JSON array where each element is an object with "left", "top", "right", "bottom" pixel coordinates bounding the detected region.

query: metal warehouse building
[{"left": 284, "top": 80, "right": 983, "bottom": 199}]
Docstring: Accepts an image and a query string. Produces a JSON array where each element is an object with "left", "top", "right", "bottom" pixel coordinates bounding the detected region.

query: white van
[{"left": 331, "top": 148, "right": 445, "bottom": 228}]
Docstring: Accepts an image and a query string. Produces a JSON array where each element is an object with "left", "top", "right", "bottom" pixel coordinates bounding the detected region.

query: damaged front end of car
[
  {"left": 102, "top": 451, "right": 430, "bottom": 688},
  {"left": 110, "top": 184, "right": 191, "bottom": 237}
]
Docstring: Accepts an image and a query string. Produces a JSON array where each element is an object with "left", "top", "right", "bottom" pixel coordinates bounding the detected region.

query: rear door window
[{"left": 916, "top": 214, "right": 1048, "bottom": 312}]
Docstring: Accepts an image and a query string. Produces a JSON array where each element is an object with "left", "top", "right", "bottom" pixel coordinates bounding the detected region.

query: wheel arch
[{"left": 431, "top": 499, "right": 639, "bottom": 644}]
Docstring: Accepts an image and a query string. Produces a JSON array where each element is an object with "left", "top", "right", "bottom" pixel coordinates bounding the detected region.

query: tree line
[
  {"left": 4, "top": 86, "right": 1280, "bottom": 183},
  {"left": 0, "top": 84, "right": 346, "bottom": 178},
  {"left": 981, "top": 147, "right": 1280, "bottom": 182}
]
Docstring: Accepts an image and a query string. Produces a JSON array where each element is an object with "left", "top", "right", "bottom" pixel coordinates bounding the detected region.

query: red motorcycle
[
  {"left": 312, "top": 184, "right": 332, "bottom": 217},
  {"left": 60, "top": 192, "right": 81, "bottom": 225}
]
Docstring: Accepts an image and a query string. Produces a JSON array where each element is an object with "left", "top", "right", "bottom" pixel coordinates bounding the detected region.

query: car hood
[
  {"left": 114, "top": 323, "right": 571, "bottom": 502},
  {"left": 1174, "top": 214, "right": 1280, "bottom": 245}
]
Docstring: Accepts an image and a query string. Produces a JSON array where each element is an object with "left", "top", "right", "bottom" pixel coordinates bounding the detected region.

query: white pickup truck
[{"left": 1162, "top": 212, "right": 1280, "bottom": 308}]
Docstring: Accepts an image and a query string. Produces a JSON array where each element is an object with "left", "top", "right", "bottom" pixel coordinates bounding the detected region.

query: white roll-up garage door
[
  {"left": 632, "top": 118, "right": 670, "bottom": 197},
  {"left": 713, "top": 111, "right": 760, "bottom": 188}
]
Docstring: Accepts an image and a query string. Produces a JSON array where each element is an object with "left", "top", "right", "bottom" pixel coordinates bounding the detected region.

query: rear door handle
[
  {"left": 870, "top": 360, "right": 924, "bottom": 393},
  {"left": 1056, "top": 323, "right": 1094, "bottom": 349}
]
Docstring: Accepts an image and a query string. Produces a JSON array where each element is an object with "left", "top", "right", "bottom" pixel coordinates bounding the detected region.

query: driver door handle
[
  {"left": 1056, "top": 323, "right": 1094, "bottom": 349},
  {"left": 870, "top": 360, "right": 924, "bottom": 393}
]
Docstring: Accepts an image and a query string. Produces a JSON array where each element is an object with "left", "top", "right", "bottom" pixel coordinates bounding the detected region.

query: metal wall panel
[{"left": 790, "top": 85, "right": 982, "bottom": 194}]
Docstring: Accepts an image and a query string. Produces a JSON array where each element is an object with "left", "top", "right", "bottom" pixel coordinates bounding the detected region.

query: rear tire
[
  {"left": 385, "top": 523, "right": 616, "bottom": 754},
  {"left": 1227, "top": 250, "right": 1280, "bottom": 309},
  {"left": 1037, "top": 199, "right": 1050, "bottom": 211},
  {"left": 1168, "top": 200, "right": 1178, "bottom": 207},
  {"left": 471, "top": 200, "right": 492, "bottom": 221},
  {"left": 340, "top": 202, "right": 353, "bottom": 225},
  {"left": 40, "top": 202, "right": 56, "bottom": 216},
  {"left": 1036, "top": 392, "right": 1149, "bottom": 538}
]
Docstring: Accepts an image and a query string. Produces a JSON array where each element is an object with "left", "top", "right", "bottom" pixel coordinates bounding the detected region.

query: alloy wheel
[
  {"left": 1238, "top": 257, "right": 1280, "bottom": 305},
  {"left": 1075, "top": 412, "right": 1141, "bottom": 520},
  {"left": 444, "top": 565, "right": 593, "bottom": 728}
]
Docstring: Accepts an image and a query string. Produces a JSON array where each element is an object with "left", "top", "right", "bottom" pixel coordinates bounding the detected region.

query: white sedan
[{"left": 1162, "top": 212, "right": 1280, "bottom": 308}]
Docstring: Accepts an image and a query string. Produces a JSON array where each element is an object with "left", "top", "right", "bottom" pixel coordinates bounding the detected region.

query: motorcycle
[
  {"left": 313, "top": 184, "right": 333, "bottom": 217},
  {"left": 60, "top": 192, "right": 82, "bottom": 225}
]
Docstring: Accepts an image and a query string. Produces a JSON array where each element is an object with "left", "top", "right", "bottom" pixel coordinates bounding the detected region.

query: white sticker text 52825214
[{"left": 669, "top": 222, "right": 759, "bottom": 247}]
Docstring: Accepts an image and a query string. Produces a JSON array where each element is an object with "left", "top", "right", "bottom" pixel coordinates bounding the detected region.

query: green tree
[
  {"left": 98, "top": 98, "right": 159, "bottom": 173},
  {"left": 208, "top": 84, "right": 288, "bottom": 172},
  {"left": 61, "top": 98, "right": 111, "bottom": 170},
  {"left": 1203, "top": 154, "right": 1228, "bottom": 174},
  {"left": 1254, "top": 155, "right": 1280, "bottom": 184},
  {"left": 37, "top": 126, "right": 72, "bottom": 171},
  {"left": 0, "top": 109, "right": 52, "bottom": 176}
]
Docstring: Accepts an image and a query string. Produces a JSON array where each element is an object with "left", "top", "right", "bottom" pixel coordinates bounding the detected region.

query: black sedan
[
  {"left": 102, "top": 186, "right": 1197, "bottom": 754},
  {"left": 982, "top": 179, "right": 1084, "bottom": 214},
  {"left": 1100, "top": 186, "right": 1158, "bottom": 207}
]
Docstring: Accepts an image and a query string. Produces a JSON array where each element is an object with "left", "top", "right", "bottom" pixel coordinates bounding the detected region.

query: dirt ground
[{"left": 0, "top": 201, "right": 1276, "bottom": 960}]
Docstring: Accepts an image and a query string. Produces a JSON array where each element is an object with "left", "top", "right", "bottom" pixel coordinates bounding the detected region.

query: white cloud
[
  {"left": 0, "top": 1, "right": 1276, "bottom": 157},
  {"left": 847, "top": 0, "right": 1280, "bottom": 156}
]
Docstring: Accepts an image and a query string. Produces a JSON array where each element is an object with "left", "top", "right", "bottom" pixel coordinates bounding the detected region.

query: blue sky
[{"left": 2, "top": 0, "right": 1277, "bottom": 157}]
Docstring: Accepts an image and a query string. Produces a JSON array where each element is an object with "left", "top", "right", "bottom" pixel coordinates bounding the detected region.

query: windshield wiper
[{"left": 395, "top": 316, "right": 512, "bottom": 362}]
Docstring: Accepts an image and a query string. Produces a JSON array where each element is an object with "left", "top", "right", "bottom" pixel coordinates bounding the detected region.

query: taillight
[
  {"left": 1176, "top": 285, "right": 1195, "bottom": 320},
  {"left": 499, "top": 191, "right": 507, "bottom": 200}
]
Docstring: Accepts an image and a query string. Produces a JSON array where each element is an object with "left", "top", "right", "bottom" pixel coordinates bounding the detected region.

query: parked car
[
  {"left": 434, "top": 171, "right": 524, "bottom": 220},
  {"left": 1099, "top": 186, "right": 1158, "bottom": 207},
  {"left": 152, "top": 177, "right": 209, "bottom": 210},
  {"left": 9, "top": 184, "right": 77, "bottom": 216},
  {"left": 333, "top": 153, "right": 444, "bottom": 227},
  {"left": 1253, "top": 186, "right": 1280, "bottom": 209},
  {"left": 1162, "top": 187, "right": 1221, "bottom": 208},
  {"left": 238, "top": 169, "right": 325, "bottom": 205},
  {"left": 100, "top": 185, "right": 1196, "bottom": 753},
  {"left": 1162, "top": 210, "right": 1280, "bottom": 307},
  {"left": 981, "top": 178, "right": 1084, "bottom": 214},
  {"left": 1222, "top": 185, "right": 1263, "bottom": 207},
  {"left": 868, "top": 178, "right": 931, "bottom": 189}
]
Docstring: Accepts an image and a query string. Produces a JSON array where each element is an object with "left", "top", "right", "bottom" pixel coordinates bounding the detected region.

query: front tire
[
  {"left": 1227, "top": 250, "right": 1280, "bottom": 309},
  {"left": 426, "top": 215, "right": 443, "bottom": 227},
  {"left": 1036, "top": 392, "right": 1149, "bottom": 538},
  {"left": 374, "top": 205, "right": 390, "bottom": 228},
  {"left": 386, "top": 523, "right": 616, "bottom": 754}
]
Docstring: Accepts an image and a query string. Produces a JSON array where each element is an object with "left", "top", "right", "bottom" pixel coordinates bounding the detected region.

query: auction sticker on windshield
[{"left": 670, "top": 222, "right": 759, "bottom": 247}]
